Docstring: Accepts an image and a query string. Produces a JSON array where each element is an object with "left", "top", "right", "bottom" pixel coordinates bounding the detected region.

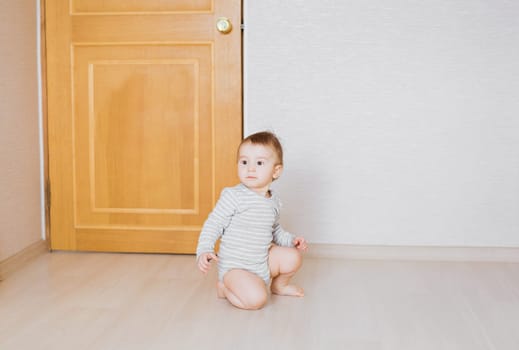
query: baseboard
[
  {"left": 306, "top": 243, "right": 519, "bottom": 263},
  {"left": 1, "top": 242, "right": 516, "bottom": 281},
  {"left": 0, "top": 240, "right": 48, "bottom": 281}
]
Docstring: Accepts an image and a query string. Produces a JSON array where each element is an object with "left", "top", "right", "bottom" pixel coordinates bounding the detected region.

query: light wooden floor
[{"left": 1, "top": 252, "right": 519, "bottom": 350}]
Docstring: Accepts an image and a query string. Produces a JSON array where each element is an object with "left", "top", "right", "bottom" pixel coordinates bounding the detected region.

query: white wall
[
  {"left": 0, "top": 0, "right": 42, "bottom": 261},
  {"left": 245, "top": 0, "right": 519, "bottom": 246}
]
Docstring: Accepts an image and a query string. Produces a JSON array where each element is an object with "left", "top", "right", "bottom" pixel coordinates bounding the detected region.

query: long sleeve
[
  {"left": 272, "top": 217, "right": 295, "bottom": 247},
  {"left": 196, "top": 188, "right": 239, "bottom": 259}
]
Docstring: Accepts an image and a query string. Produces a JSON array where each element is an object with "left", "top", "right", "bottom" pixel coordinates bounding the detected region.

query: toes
[{"left": 271, "top": 284, "right": 305, "bottom": 297}]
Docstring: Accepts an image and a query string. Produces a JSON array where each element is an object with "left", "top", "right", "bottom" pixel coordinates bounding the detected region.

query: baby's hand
[
  {"left": 197, "top": 252, "right": 218, "bottom": 274},
  {"left": 293, "top": 237, "right": 308, "bottom": 252}
]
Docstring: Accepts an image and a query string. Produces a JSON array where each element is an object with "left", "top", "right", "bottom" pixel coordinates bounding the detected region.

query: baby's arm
[
  {"left": 273, "top": 220, "right": 308, "bottom": 252},
  {"left": 272, "top": 221, "right": 295, "bottom": 247},
  {"left": 196, "top": 188, "right": 238, "bottom": 272}
]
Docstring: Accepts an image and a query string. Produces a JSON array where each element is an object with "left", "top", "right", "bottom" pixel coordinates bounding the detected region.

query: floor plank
[{"left": 1, "top": 252, "right": 518, "bottom": 349}]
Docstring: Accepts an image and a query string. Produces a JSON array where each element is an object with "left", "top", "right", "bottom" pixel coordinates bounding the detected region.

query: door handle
[{"left": 216, "top": 17, "right": 233, "bottom": 34}]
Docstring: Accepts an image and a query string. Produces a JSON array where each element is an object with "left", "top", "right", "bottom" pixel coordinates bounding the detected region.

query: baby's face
[{"left": 237, "top": 142, "right": 282, "bottom": 195}]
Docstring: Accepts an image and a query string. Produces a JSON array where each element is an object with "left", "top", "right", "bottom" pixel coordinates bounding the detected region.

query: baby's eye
[
  {"left": 256, "top": 161, "right": 264, "bottom": 166},
  {"left": 240, "top": 160, "right": 247, "bottom": 165}
]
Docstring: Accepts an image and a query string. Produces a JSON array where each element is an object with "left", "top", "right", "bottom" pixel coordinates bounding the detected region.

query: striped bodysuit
[{"left": 196, "top": 184, "right": 295, "bottom": 283}]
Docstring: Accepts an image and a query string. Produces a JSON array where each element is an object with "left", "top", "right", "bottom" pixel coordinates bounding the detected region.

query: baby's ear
[{"left": 273, "top": 164, "right": 283, "bottom": 180}]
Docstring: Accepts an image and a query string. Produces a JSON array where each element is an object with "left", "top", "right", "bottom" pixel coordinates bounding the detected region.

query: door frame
[{"left": 40, "top": 0, "right": 51, "bottom": 245}]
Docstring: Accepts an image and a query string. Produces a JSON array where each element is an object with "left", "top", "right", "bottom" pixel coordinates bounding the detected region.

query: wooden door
[{"left": 45, "top": 0, "right": 242, "bottom": 253}]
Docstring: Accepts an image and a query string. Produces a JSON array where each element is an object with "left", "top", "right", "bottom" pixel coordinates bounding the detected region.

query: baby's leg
[
  {"left": 219, "top": 269, "right": 268, "bottom": 310},
  {"left": 268, "top": 245, "right": 304, "bottom": 297}
]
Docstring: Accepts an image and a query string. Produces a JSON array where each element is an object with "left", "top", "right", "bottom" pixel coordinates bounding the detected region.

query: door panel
[
  {"left": 71, "top": 0, "right": 213, "bottom": 14},
  {"left": 45, "top": 0, "right": 242, "bottom": 253}
]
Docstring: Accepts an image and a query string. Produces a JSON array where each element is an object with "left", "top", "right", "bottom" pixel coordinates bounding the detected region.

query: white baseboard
[
  {"left": 0, "top": 240, "right": 48, "bottom": 281},
  {"left": 306, "top": 243, "right": 519, "bottom": 263}
]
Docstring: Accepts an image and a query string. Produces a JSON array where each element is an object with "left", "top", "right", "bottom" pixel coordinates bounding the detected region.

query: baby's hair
[{"left": 239, "top": 131, "right": 284, "bottom": 165}]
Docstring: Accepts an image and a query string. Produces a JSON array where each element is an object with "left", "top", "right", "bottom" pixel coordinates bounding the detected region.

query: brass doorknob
[{"left": 216, "top": 17, "right": 233, "bottom": 34}]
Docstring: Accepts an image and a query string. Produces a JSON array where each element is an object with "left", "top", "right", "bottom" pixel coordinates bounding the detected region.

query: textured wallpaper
[{"left": 245, "top": 0, "right": 519, "bottom": 246}]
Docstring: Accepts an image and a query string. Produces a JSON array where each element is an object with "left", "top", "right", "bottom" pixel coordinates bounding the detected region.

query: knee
[
  {"left": 242, "top": 288, "right": 268, "bottom": 310},
  {"left": 282, "top": 248, "right": 303, "bottom": 273},
  {"left": 223, "top": 271, "right": 268, "bottom": 310}
]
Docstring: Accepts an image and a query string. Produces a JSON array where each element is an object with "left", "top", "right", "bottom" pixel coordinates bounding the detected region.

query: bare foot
[
  {"left": 271, "top": 284, "right": 305, "bottom": 297},
  {"left": 216, "top": 281, "right": 226, "bottom": 299}
]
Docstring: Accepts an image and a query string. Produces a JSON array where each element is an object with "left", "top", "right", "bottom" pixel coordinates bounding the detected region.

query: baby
[{"left": 196, "top": 131, "right": 307, "bottom": 310}]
